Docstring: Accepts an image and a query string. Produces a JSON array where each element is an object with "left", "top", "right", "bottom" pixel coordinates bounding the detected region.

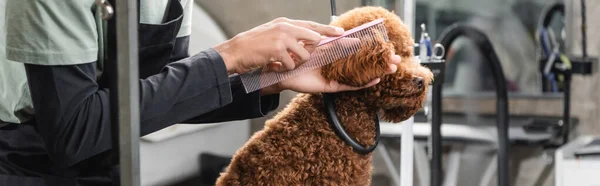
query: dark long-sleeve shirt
[
  {"left": 23, "top": 48, "right": 279, "bottom": 168},
  {"left": 1, "top": 38, "right": 280, "bottom": 186}
]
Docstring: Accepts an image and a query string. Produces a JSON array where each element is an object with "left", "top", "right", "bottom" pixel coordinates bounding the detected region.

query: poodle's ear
[{"left": 320, "top": 38, "right": 394, "bottom": 87}]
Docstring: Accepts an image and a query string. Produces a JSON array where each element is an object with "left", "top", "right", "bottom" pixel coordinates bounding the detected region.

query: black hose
[{"left": 438, "top": 24, "right": 510, "bottom": 186}]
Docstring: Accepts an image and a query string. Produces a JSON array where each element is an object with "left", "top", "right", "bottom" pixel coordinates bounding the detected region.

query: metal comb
[{"left": 239, "top": 18, "right": 390, "bottom": 93}]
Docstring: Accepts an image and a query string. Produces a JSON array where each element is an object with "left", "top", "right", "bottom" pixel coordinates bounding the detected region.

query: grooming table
[
  {"left": 379, "top": 121, "right": 496, "bottom": 186},
  {"left": 378, "top": 120, "right": 555, "bottom": 186}
]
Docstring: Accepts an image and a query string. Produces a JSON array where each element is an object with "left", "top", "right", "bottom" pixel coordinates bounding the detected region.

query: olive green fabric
[
  {"left": 5, "top": 0, "right": 100, "bottom": 65},
  {"left": 1, "top": 0, "right": 193, "bottom": 124},
  {"left": 140, "top": 0, "right": 192, "bottom": 37},
  {"left": 0, "top": 0, "right": 35, "bottom": 124}
]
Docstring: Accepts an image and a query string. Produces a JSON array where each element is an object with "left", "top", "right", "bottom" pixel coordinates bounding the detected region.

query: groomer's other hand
[
  {"left": 214, "top": 17, "right": 344, "bottom": 74},
  {"left": 261, "top": 52, "right": 402, "bottom": 95}
]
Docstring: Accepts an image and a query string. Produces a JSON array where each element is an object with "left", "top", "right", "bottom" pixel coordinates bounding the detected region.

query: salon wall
[
  {"left": 195, "top": 0, "right": 362, "bottom": 38},
  {"left": 566, "top": 0, "right": 600, "bottom": 136}
]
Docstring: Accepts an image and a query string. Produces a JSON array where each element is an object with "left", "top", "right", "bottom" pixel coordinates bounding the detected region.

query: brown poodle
[{"left": 215, "top": 6, "right": 433, "bottom": 186}]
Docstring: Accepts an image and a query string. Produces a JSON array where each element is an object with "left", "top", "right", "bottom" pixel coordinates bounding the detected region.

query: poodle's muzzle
[{"left": 413, "top": 77, "right": 424, "bottom": 89}]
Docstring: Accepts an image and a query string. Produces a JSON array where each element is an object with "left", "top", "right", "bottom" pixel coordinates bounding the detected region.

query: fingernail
[
  {"left": 334, "top": 27, "right": 344, "bottom": 34},
  {"left": 390, "top": 64, "right": 397, "bottom": 73},
  {"left": 392, "top": 55, "right": 401, "bottom": 63}
]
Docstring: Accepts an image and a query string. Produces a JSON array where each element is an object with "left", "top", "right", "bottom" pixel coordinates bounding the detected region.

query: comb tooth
[
  {"left": 337, "top": 41, "right": 344, "bottom": 62},
  {"left": 324, "top": 48, "right": 332, "bottom": 65},
  {"left": 346, "top": 41, "right": 353, "bottom": 55},
  {"left": 327, "top": 50, "right": 332, "bottom": 65},
  {"left": 380, "top": 25, "right": 389, "bottom": 41},
  {"left": 340, "top": 39, "right": 347, "bottom": 58},
  {"left": 316, "top": 49, "right": 324, "bottom": 68},
  {"left": 361, "top": 30, "right": 369, "bottom": 46},
  {"left": 327, "top": 47, "right": 335, "bottom": 66},
  {"left": 353, "top": 35, "right": 360, "bottom": 52},
  {"left": 331, "top": 42, "right": 338, "bottom": 59},
  {"left": 257, "top": 73, "right": 263, "bottom": 91},
  {"left": 377, "top": 25, "right": 385, "bottom": 39},
  {"left": 271, "top": 71, "right": 277, "bottom": 86},
  {"left": 313, "top": 49, "right": 321, "bottom": 68},
  {"left": 335, "top": 43, "right": 341, "bottom": 61},
  {"left": 259, "top": 72, "right": 265, "bottom": 90},
  {"left": 345, "top": 39, "right": 352, "bottom": 55},
  {"left": 259, "top": 70, "right": 266, "bottom": 92},
  {"left": 242, "top": 69, "right": 256, "bottom": 93},
  {"left": 310, "top": 51, "right": 322, "bottom": 68},
  {"left": 282, "top": 67, "right": 287, "bottom": 79}
]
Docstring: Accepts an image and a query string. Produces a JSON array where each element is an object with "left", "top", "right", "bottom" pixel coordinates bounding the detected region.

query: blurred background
[{"left": 137, "top": 0, "right": 600, "bottom": 185}]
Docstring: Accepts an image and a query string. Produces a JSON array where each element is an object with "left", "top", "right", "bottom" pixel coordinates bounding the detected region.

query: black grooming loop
[
  {"left": 420, "top": 55, "right": 446, "bottom": 186},
  {"left": 323, "top": 93, "right": 381, "bottom": 155},
  {"left": 324, "top": 0, "right": 380, "bottom": 155}
]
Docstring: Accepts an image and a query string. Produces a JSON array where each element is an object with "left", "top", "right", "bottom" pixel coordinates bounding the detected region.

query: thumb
[{"left": 331, "top": 78, "right": 381, "bottom": 92}]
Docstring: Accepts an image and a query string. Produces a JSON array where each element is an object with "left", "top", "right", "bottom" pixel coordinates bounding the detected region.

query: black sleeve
[
  {"left": 182, "top": 75, "right": 280, "bottom": 124},
  {"left": 169, "top": 36, "right": 192, "bottom": 62},
  {"left": 23, "top": 48, "right": 279, "bottom": 167},
  {"left": 165, "top": 36, "right": 280, "bottom": 123}
]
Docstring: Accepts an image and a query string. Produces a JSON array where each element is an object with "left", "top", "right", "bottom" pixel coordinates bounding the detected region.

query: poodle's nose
[{"left": 413, "top": 77, "right": 424, "bottom": 89}]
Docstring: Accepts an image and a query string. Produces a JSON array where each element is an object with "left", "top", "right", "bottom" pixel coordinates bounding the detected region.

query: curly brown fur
[
  {"left": 321, "top": 31, "right": 394, "bottom": 87},
  {"left": 216, "top": 6, "right": 433, "bottom": 186}
]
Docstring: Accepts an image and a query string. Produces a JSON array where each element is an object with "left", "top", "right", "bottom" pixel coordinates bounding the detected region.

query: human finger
[
  {"left": 286, "top": 39, "right": 311, "bottom": 63},
  {"left": 265, "top": 62, "right": 283, "bottom": 72},
  {"left": 271, "top": 17, "right": 344, "bottom": 36},
  {"left": 310, "top": 37, "right": 361, "bottom": 58},
  {"left": 285, "top": 19, "right": 345, "bottom": 36},
  {"left": 358, "top": 78, "right": 381, "bottom": 88},
  {"left": 331, "top": 78, "right": 381, "bottom": 92},
  {"left": 391, "top": 54, "right": 401, "bottom": 64},
  {"left": 277, "top": 23, "right": 322, "bottom": 45},
  {"left": 276, "top": 51, "right": 296, "bottom": 71},
  {"left": 386, "top": 64, "right": 398, "bottom": 74},
  {"left": 297, "top": 41, "right": 317, "bottom": 54},
  {"left": 328, "top": 37, "right": 361, "bottom": 50}
]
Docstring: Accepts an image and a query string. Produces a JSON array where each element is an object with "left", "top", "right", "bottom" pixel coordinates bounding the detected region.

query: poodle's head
[{"left": 321, "top": 6, "right": 433, "bottom": 123}]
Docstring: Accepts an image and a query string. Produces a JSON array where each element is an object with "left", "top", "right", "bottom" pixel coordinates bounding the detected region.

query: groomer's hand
[
  {"left": 214, "top": 17, "right": 345, "bottom": 74},
  {"left": 261, "top": 53, "right": 401, "bottom": 95}
]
